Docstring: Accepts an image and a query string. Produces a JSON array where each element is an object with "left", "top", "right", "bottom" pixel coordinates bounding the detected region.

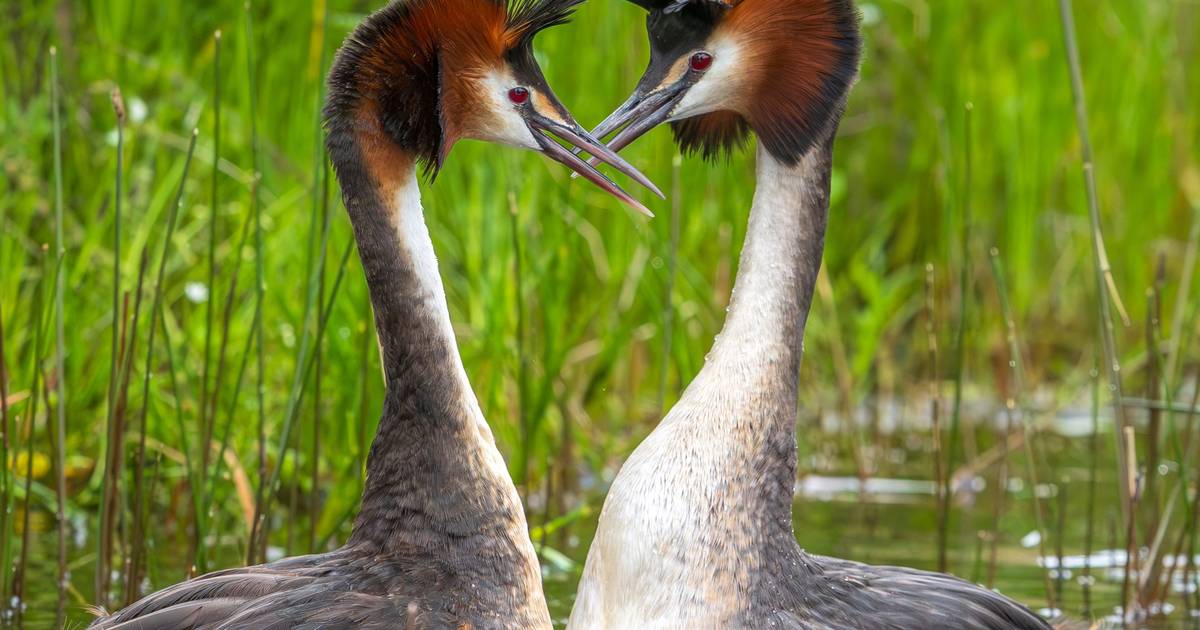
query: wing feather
[
  {"left": 810, "top": 556, "right": 1052, "bottom": 629},
  {"left": 90, "top": 573, "right": 319, "bottom": 628},
  {"left": 102, "top": 598, "right": 247, "bottom": 630}
]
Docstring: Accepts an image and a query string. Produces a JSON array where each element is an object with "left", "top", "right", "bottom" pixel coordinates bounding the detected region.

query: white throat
[{"left": 569, "top": 145, "right": 829, "bottom": 630}]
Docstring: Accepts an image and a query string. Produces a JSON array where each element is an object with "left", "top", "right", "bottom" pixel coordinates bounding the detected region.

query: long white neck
[
  {"left": 667, "top": 142, "right": 831, "bottom": 540},
  {"left": 568, "top": 142, "right": 834, "bottom": 630},
  {"left": 702, "top": 144, "right": 830, "bottom": 380},
  {"left": 676, "top": 142, "right": 831, "bottom": 453}
]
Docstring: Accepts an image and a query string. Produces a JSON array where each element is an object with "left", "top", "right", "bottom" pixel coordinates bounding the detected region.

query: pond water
[{"left": 14, "top": 420, "right": 1197, "bottom": 629}]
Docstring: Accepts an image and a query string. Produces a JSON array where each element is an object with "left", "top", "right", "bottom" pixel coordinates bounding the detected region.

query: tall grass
[{"left": 0, "top": 1, "right": 1197, "bottom": 626}]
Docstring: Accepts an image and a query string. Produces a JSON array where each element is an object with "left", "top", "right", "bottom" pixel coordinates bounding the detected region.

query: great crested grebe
[
  {"left": 569, "top": 1, "right": 1054, "bottom": 628},
  {"left": 90, "top": 0, "right": 656, "bottom": 627}
]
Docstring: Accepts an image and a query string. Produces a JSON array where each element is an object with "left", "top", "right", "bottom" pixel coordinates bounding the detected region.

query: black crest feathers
[
  {"left": 627, "top": 0, "right": 733, "bottom": 12},
  {"left": 507, "top": 0, "right": 587, "bottom": 47}
]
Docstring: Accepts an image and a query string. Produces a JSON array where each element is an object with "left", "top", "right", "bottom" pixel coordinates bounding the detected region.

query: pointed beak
[
  {"left": 571, "top": 81, "right": 689, "bottom": 178},
  {"left": 526, "top": 113, "right": 660, "bottom": 217},
  {"left": 590, "top": 82, "right": 687, "bottom": 152}
]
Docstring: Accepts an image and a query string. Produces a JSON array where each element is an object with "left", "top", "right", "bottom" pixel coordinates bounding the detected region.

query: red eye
[
  {"left": 689, "top": 52, "right": 713, "bottom": 72},
  {"left": 508, "top": 87, "right": 530, "bottom": 104}
]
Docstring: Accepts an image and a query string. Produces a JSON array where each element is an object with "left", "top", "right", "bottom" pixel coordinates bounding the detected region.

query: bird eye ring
[
  {"left": 508, "top": 87, "right": 530, "bottom": 105},
  {"left": 689, "top": 52, "right": 714, "bottom": 72}
]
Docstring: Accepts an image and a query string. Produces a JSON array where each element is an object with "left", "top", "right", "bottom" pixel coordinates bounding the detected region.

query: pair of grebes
[{"left": 92, "top": 0, "right": 1053, "bottom": 628}]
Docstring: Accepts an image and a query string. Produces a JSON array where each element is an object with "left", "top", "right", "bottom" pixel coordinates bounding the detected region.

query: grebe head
[
  {"left": 593, "top": 0, "right": 861, "bottom": 164},
  {"left": 325, "top": 0, "right": 656, "bottom": 211}
]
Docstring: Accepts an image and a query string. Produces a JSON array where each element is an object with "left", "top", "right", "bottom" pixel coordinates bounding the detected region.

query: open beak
[
  {"left": 570, "top": 80, "right": 688, "bottom": 179},
  {"left": 526, "top": 113, "right": 661, "bottom": 217},
  {"left": 589, "top": 82, "right": 688, "bottom": 153}
]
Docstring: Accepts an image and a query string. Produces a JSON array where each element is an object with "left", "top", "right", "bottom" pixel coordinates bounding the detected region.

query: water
[
  {"left": 16, "top": 418, "right": 1193, "bottom": 629},
  {"left": 13, "top": 490, "right": 1179, "bottom": 628}
]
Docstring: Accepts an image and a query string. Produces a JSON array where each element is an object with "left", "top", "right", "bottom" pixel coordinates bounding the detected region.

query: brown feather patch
[{"left": 720, "top": 0, "right": 860, "bottom": 163}]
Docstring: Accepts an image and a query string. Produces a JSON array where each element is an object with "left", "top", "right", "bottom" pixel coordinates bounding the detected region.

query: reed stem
[
  {"left": 198, "top": 30, "right": 222, "bottom": 575},
  {"left": 1082, "top": 361, "right": 1100, "bottom": 618},
  {"left": 1120, "top": 426, "right": 1138, "bottom": 624},
  {"left": 311, "top": 163, "right": 331, "bottom": 552},
  {"left": 207, "top": 305, "right": 260, "bottom": 532},
  {"left": 0, "top": 281, "right": 10, "bottom": 616},
  {"left": 160, "top": 306, "right": 204, "bottom": 578},
  {"left": 204, "top": 209, "right": 258, "bottom": 502},
  {"left": 15, "top": 245, "right": 51, "bottom": 625},
  {"left": 257, "top": 176, "right": 336, "bottom": 556},
  {"left": 128, "top": 129, "right": 199, "bottom": 595},
  {"left": 97, "top": 86, "right": 127, "bottom": 609},
  {"left": 308, "top": 0, "right": 330, "bottom": 554},
  {"left": 1166, "top": 202, "right": 1200, "bottom": 388},
  {"left": 255, "top": 239, "right": 356, "bottom": 541},
  {"left": 510, "top": 193, "right": 530, "bottom": 493},
  {"left": 988, "top": 246, "right": 1057, "bottom": 612},
  {"left": 119, "top": 253, "right": 149, "bottom": 606},
  {"left": 986, "top": 377, "right": 1013, "bottom": 589},
  {"left": 47, "top": 44, "right": 70, "bottom": 627},
  {"left": 1054, "top": 480, "right": 1067, "bottom": 609},
  {"left": 1144, "top": 288, "right": 1163, "bottom": 548},
  {"left": 1057, "top": 0, "right": 1134, "bottom": 518},
  {"left": 925, "top": 263, "right": 946, "bottom": 572},
  {"left": 245, "top": 0, "right": 268, "bottom": 564},
  {"left": 940, "top": 103, "right": 973, "bottom": 574}
]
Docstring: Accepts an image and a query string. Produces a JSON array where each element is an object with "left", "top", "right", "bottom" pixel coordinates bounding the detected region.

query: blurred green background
[{"left": 1, "top": 0, "right": 1198, "bottom": 627}]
